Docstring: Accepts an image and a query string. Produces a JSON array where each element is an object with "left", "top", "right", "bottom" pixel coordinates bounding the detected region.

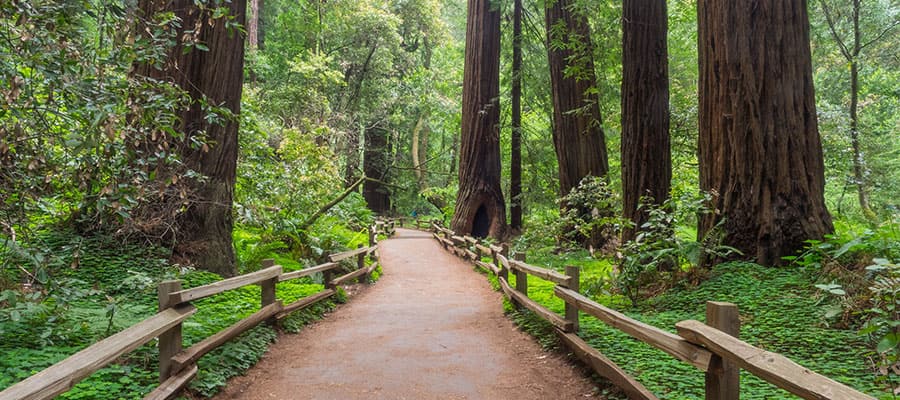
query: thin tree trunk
[
  {"left": 698, "top": 0, "right": 833, "bottom": 266},
  {"left": 621, "top": 0, "right": 671, "bottom": 242},
  {"left": 451, "top": 0, "right": 507, "bottom": 239},
  {"left": 344, "top": 125, "right": 361, "bottom": 186},
  {"left": 134, "top": 0, "right": 246, "bottom": 276},
  {"left": 509, "top": 0, "right": 523, "bottom": 231},
  {"left": 248, "top": 0, "right": 260, "bottom": 50},
  {"left": 819, "top": 0, "right": 873, "bottom": 217},
  {"left": 411, "top": 113, "right": 429, "bottom": 189}
]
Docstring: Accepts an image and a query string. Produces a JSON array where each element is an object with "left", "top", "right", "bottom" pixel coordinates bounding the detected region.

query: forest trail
[{"left": 212, "top": 228, "right": 599, "bottom": 399}]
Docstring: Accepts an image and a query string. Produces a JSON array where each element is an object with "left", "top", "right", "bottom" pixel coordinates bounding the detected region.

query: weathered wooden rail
[
  {"left": 429, "top": 222, "right": 876, "bottom": 400},
  {"left": 0, "top": 222, "right": 395, "bottom": 400}
]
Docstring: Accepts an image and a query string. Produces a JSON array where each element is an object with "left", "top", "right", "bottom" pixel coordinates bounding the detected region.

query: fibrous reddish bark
[
  {"left": 621, "top": 0, "right": 671, "bottom": 242},
  {"left": 546, "top": 0, "right": 609, "bottom": 198},
  {"left": 509, "top": 0, "right": 523, "bottom": 231},
  {"left": 134, "top": 0, "right": 246, "bottom": 276},
  {"left": 450, "top": 0, "right": 507, "bottom": 239},
  {"left": 698, "top": 0, "right": 833, "bottom": 266}
]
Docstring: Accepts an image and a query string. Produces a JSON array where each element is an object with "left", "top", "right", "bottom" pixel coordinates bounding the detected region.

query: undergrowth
[
  {"left": 499, "top": 257, "right": 888, "bottom": 398},
  {"left": 1, "top": 223, "right": 375, "bottom": 399}
]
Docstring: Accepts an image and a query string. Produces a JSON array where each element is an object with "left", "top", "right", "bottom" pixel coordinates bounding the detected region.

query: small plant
[
  {"left": 615, "top": 192, "right": 740, "bottom": 306},
  {"left": 557, "top": 176, "right": 624, "bottom": 251}
]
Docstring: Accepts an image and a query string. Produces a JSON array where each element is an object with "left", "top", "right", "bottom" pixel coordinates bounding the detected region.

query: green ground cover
[
  {"left": 499, "top": 253, "right": 889, "bottom": 399},
  {"left": 0, "top": 225, "right": 378, "bottom": 399}
]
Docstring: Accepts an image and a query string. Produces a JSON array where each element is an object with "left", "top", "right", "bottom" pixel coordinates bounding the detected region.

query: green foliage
[
  {"left": 580, "top": 261, "right": 884, "bottom": 397},
  {"left": 557, "top": 176, "right": 624, "bottom": 248},
  {"left": 190, "top": 326, "right": 278, "bottom": 397},
  {"left": 790, "top": 221, "right": 900, "bottom": 391},
  {"left": 616, "top": 192, "right": 740, "bottom": 306}
]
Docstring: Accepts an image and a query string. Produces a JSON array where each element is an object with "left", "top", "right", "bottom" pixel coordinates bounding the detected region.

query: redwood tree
[
  {"left": 546, "top": 0, "right": 609, "bottom": 246},
  {"left": 134, "top": 0, "right": 246, "bottom": 276},
  {"left": 363, "top": 123, "right": 392, "bottom": 214},
  {"left": 698, "top": 0, "right": 833, "bottom": 266},
  {"left": 620, "top": 0, "right": 671, "bottom": 242},
  {"left": 509, "top": 0, "right": 523, "bottom": 231},
  {"left": 451, "top": 0, "right": 507, "bottom": 239}
]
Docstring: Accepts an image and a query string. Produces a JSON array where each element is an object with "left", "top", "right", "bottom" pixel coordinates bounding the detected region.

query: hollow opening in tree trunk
[{"left": 472, "top": 204, "right": 490, "bottom": 239}]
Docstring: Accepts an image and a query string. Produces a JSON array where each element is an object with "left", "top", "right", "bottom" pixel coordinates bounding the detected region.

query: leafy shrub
[
  {"left": 791, "top": 221, "right": 900, "bottom": 392},
  {"left": 557, "top": 176, "right": 624, "bottom": 250},
  {"left": 616, "top": 192, "right": 739, "bottom": 306}
]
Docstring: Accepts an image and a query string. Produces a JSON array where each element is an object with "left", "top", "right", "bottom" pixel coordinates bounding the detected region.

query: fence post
[
  {"left": 369, "top": 226, "right": 376, "bottom": 248},
  {"left": 158, "top": 280, "right": 182, "bottom": 382},
  {"left": 513, "top": 252, "right": 527, "bottom": 296},
  {"left": 260, "top": 259, "right": 278, "bottom": 325},
  {"left": 357, "top": 244, "right": 368, "bottom": 284},
  {"left": 495, "top": 249, "right": 507, "bottom": 282},
  {"left": 564, "top": 265, "right": 580, "bottom": 332},
  {"left": 705, "top": 301, "right": 740, "bottom": 400}
]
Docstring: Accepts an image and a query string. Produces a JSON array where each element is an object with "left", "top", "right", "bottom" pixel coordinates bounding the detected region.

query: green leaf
[{"left": 876, "top": 333, "right": 899, "bottom": 354}]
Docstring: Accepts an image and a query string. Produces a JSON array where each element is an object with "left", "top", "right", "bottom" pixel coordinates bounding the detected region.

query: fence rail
[
  {"left": 0, "top": 221, "right": 395, "bottom": 400},
  {"left": 428, "top": 223, "right": 876, "bottom": 400}
]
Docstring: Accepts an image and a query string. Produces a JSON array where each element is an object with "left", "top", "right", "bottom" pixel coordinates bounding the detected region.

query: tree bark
[
  {"left": 248, "top": 0, "right": 260, "bottom": 50},
  {"left": 620, "top": 0, "right": 671, "bottom": 243},
  {"left": 546, "top": 0, "right": 609, "bottom": 198},
  {"left": 411, "top": 113, "right": 429, "bottom": 189},
  {"left": 134, "top": 0, "right": 246, "bottom": 276},
  {"left": 450, "top": 0, "right": 507, "bottom": 239},
  {"left": 363, "top": 123, "right": 392, "bottom": 214},
  {"left": 509, "top": 0, "right": 523, "bottom": 231},
  {"left": 698, "top": 0, "right": 834, "bottom": 266}
]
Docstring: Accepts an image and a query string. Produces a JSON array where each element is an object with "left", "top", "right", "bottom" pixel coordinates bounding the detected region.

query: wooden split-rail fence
[
  {"left": 430, "top": 222, "right": 876, "bottom": 400},
  {"left": 0, "top": 221, "right": 396, "bottom": 400}
]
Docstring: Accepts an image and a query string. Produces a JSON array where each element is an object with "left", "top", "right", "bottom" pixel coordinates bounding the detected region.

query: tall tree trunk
[
  {"left": 248, "top": 0, "right": 260, "bottom": 50},
  {"left": 698, "top": 0, "right": 833, "bottom": 266},
  {"left": 546, "top": 0, "right": 609, "bottom": 247},
  {"left": 363, "top": 123, "right": 392, "bottom": 214},
  {"left": 509, "top": 0, "right": 523, "bottom": 231},
  {"left": 546, "top": 0, "right": 609, "bottom": 197},
  {"left": 451, "top": 0, "right": 507, "bottom": 239},
  {"left": 344, "top": 126, "right": 361, "bottom": 186},
  {"left": 411, "top": 113, "right": 429, "bottom": 189},
  {"left": 620, "top": 0, "right": 671, "bottom": 243},
  {"left": 134, "top": 0, "right": 246, "bottom": 276}
]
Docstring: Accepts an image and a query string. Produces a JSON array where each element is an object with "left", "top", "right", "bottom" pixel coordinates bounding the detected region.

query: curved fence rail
[
  {"left": 0, "top": 222, "right": 396, "bottom": 400},
  {"left": 428, "top": 222, "right": 876, "bottom": 400}
]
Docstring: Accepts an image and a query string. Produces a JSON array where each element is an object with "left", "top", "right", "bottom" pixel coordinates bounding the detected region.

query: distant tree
[
  {"left": 546, "top": 0, "right": 609, "bottom": 246},
  {"left": 451, "top": 0, "right": 507, "bottom": 239},
  {"left": 363, "top": 122, "right": 392, "bottom": 214},
  {"left": 817, "top": 0, "right": 899, "bottom": 218},
  {"left": 134, "top": 0, "right": 247, "bottom": 276},
  {"left": 509, "top": 0, "right": 523, "bottom": 231},
  {"left": 620, "top": 0, "right": 671, "bottom": 242},
  {"left": 248, "top": 0, "right": 261, "bottom": 50},
  {"left": 697, "top": 0, "right": 833, "bottom": 266}
]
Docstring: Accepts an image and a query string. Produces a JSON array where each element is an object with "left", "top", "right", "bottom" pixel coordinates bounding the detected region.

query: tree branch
[{"left": 818, "top": 0, "right": 853, "bottom": 60}]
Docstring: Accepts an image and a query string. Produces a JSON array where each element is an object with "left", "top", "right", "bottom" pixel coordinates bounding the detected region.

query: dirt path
[{"left": 213, "top": 228, "right": 599, "bottom": 400}]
